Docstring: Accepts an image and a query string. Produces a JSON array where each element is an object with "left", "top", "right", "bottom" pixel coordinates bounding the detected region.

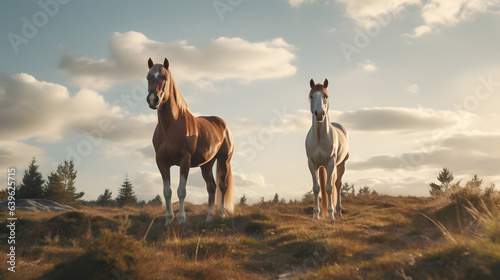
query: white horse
[{"left": 305, "top": 79, "right": 349, "bottom": 219}]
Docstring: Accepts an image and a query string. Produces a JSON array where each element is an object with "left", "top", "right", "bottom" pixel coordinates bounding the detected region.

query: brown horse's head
[
  {"left": 146, "top": 58, "right": 170, "bottom": 109},
  {"left": 309, "top": 78, "right": 329, "bottom": 122}
]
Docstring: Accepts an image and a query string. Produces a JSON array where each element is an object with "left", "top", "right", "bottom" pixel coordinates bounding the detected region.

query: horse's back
[
  {"left": 331, "top": 122, "right": 349, "bottom": 163},
  {"left": 197, "top": 116, "right": 228, "bottom": 140},
  {"left": 196, "top": 116, "right": 233, "bottom": 158},
  {"left": 331, "top": 122, "right": 348, "bottom": 138}
]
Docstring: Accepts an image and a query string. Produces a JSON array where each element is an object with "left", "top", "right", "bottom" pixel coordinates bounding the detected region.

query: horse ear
[
  {"left": 310, "top": 79, "right": 315, "bottom": 89},
  {"left": 148, "top": 58, "right": 153, "bottom": 69},
  {"left": 163, "top": 58, "right": 169, "bottom": 70},
  {"left": 324, "top": 79, "right": 329, "bottom": 89}
]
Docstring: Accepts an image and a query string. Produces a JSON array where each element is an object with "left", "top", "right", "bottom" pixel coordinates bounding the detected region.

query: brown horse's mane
[
  {"left": 165, "top": 68, "right": 189, "bottom": 119},
  {"left": 309, "top": 84, "right": 329, "bottom": 97}
]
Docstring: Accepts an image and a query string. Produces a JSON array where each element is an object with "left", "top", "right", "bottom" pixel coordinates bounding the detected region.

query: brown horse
[{"left": 146, "top": 58, "right": 234, "bottom": 225}]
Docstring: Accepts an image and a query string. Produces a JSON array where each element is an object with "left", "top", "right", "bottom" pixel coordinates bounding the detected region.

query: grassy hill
[{"left": 1, "top": 187, "right": 499, "bottom": 280}]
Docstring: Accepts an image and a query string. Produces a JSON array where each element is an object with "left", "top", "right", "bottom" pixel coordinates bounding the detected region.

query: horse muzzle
[
  {"left": 314, "top": 110, "right": 326, "bottom": 122},
  {"left": 147, "top": 93, "right": 160, "bottom": 109}
]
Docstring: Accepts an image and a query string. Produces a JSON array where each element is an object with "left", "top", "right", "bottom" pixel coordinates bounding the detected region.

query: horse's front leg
[
  {"left": 177, "top": 154, "right": 191, "bottom": 224},
  {"left": 157, "top": 158, "right": 173, "bottom": 226},
  {"left": 308, "top": 160, "right": 321, "bottom": 219},
  {"left": 325, "top": 159, "right": 337, "bottom": 219}
]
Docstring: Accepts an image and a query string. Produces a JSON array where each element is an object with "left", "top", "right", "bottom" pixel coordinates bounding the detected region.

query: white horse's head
[
  {"left": 309, "top": 78, "right": 329, "bottom": 122},
  {"left": 146, "top": 58, "right": 170, "bottom": 109}
]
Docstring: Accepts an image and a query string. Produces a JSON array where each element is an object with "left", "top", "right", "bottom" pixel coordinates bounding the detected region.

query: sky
[{"left": 1, "top": 0, "right": 499, "bottom": 204}]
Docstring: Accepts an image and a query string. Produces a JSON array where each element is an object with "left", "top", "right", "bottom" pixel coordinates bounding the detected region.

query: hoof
[
  {"left": 206, "top": 207, "right": 214, "bottom": 222},
  {"left": 165, "top": 216, "right": 174, "bottom": 226},
  {"left": 177, "top": 213, "right": 186, "bottom": 224},
  {"left": 328, "top": 211, "right": 335, "bottom": 220},
  {"left": 218, "top": 207, "right": 228, "bottom": 218}
]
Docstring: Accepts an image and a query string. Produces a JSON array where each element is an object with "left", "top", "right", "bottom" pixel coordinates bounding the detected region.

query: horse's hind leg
[
  {"left": 335, "top": 160, "right": 346, "bottom": 218},
  {"left": 201, "top": 159, "right": 216, "bottom": 222},
  {"left": 216, "top": 154, "right": 230, "bottom": 217},
  {"left": 176, "top": 154, "right": 192, "bottom": 224}
]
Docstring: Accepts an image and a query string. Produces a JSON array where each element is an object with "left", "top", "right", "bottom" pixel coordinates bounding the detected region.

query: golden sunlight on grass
[{"left": 1, "top": 187, "right": 499, "bottom": 280}]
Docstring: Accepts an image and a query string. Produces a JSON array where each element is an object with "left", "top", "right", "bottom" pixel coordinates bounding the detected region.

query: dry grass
[{"left": 0, "top": 192, "right": 499, "bottom": 280}]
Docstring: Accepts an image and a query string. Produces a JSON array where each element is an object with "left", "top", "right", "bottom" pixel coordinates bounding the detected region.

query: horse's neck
[
  {"left": 312, "top": 114, "right": 331, "bottom": 139},
  {"left": 157, "top": 79, "right": 191, "bottom": 128}
]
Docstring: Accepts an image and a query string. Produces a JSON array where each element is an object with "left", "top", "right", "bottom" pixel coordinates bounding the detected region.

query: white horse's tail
[
  {"left": 319, "top": 166, "right": 328, "bottom": 218},
  {"left": 216, "top": 162, "right": 234, "bottom": 213}
]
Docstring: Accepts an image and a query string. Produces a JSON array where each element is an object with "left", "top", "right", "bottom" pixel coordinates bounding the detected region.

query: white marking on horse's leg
[
  {"left": 218, "top": 186, "right": 226, "bottom": 217},
  {"left": 163, "top": 180, "right": 174, "bottom": 225},
  {"left": 336, "top": 182, "right": 343, "bottom": 218},
  {"left": 313, "top": 184, "right": 320, "bottom": 219},
  {"left": 308, "top": 160, "right": 321, "bottom": 219},
  {"left": 219, "top": 203, "right": 226, "bottom": 217},
  {"left": 177, "top": 176, "right": 187, "bottom": 224},
  {"left": 206, "top": 206, "right": 214, "bottom": 222}
]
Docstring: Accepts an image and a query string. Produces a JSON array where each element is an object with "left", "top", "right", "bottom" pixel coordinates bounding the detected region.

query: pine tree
[
  {"left": 436, "top": 167, "right": 454, "bottom": 190},
  {"left": 97, "top": 189, "right": 114, "bottom": 206},
  {"left": 116, "top": 176, "right": 137, "bottom": 207},
  {"left": 466, "top": 174, "right": 483, "bottom": 189},
  {"left": 57, "top": 160, "right": 84, "bottom": 201},
  {"left": 18, "top": 158, "right": 45, "bottom": 199},
  {"left": 45, "top": 160, "right": 84, "bottom": 203},
  {"left": 341, "top": 182, "right": 355, "bottom": 197},
  {"left": 272, "top": 193, "right": 280, "bottom": 203},
  {"left": 147, "top": 195, "right": 163, "bottom": 206},
  {"left": 45, "top": 171, "right": 68, "bottom": 203},
  {"left": 429, "top": 167, "right": 454, "bottom": 196},
  {"left": 239, "top": 194, "right": 247, "bottom": 205},
  {"left": 358, "top": 186, "right": 371, "bottom": 195}
]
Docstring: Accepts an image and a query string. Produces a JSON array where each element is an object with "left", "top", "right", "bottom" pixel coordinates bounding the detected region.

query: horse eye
[{"left": 310, "top": 96, "right": 313, "bottom": 99}]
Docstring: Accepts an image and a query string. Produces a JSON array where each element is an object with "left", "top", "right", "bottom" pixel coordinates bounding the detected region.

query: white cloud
[
  {"left": 233, "top": 171, "right": 276, "bottom": 203},
  {"left": 358, "top": 59, "right": 378, "bottom": 72},
  {"left": 290, "top": 1, "right": 500, "bottom": 37},
  {"left": 349, "top": 131, "right": 500, "bottom": 176},
  {"left": 287, "top": 0, "right": 316, "bottom": 8},
  {"left": 403, "top": 24, "right": 432, "bottom": 38},
  {"left": 337, "top": 107, "right": 474, "bottom": 132},
  {"left": 421, "top": 0, "right": 500, "bottom": 27},
  {"left": 405, "top": 83, "right": 420, "bottom": 94},
  {"left": 58, "top": 31, "right": 297, "bottom": 90},
  {"left": 0, "top": 72, "right": 156, "bottom": 144},
  {"left": 334, "top": 0, "right": 421, "bottom": 27},
  {"left": 0, "top": 141, "right": 45, "bottom": 168}
]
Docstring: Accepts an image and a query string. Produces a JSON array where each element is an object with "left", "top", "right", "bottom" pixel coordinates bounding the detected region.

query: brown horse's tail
[
  {"left": 319, "top": 166, "right": 328, "bottom": 218},
  {"left": 216, "top": 161, "right": 235, "bottom": 213},
  {"left": 225, "top": 164, "right": 234, "bottom": 213}
]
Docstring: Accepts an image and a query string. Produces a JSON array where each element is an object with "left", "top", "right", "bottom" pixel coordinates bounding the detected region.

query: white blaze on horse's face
[{"left": 310, "top": 91, "right": 329, "bottom": 122}]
